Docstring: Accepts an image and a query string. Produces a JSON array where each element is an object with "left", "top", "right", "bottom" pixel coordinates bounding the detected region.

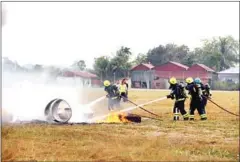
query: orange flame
[{"left": 97, "top": 112, "right": 131, "bottom": 123}]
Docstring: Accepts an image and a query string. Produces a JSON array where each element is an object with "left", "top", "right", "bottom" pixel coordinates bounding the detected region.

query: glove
[{"left": 166, "top": 95, "right": 172, "bottom": 99}]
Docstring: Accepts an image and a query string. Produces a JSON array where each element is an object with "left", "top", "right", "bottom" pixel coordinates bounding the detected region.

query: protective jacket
[
  {"left": 119, "top": 84, "right": 127, "bottom": 93},
  {"left": 186, "top": 83, "right": 203, "bottom": 101},
  {"left": 202, "top": 83, "right": 212, "bottom": 98},
  {"left": 167, "top": 83, "right": 188, "bottom": 120},
  {"left": 167, "top": 83, "right": 187, "bottom": 101},
  {"left": 104, "top": 84, "right": 120, "bottom": 99},
  {"left": 186, "top": 83, "right": 207, "bottom": 120}
]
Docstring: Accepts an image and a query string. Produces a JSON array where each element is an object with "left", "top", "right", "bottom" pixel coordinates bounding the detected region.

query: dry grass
[{"left": 2, "top": 89, "right": 239, "bottom": 161}]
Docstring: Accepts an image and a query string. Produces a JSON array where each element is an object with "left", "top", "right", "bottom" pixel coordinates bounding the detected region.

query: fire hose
[
  {"left": 126, "top": 98, "right": 161, "bottom": 118},
  {"left": 124, "top": 95, "right": 240, "bottom": 120},
  {"left": 120, "top": 96, "right": 164, "bottom": 121},
  {"left": 130, "top": 113, "right": 163, "bottom": 121},
  {"left": 205, "top": 96, "right": 239, "bottom": 117}
]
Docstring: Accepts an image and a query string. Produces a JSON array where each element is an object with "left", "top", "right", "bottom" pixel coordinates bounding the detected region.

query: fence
[
  {"left": 211, "top": 80, "right": 239, "bottom": 91},
  {"left": 130, "top": 70, "right": 235, "bottom": 90}
]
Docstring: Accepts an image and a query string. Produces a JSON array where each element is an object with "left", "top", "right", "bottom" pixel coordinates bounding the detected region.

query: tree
[
  {"left": 195, "top": 36, "right": 239, "bottom": 71},
  {"left": 93, "top": 56, "right": 110, "bottom": 81},
  {"left": 133, "top": 53, "right": 147, "bottom": 65},
  {"left": 110, "top": 46, "right": 133, "bottom": 79},
  {"left": 85, "top": 68, "right": 96, "bottom": 74},
  {"left": 72, "top": 60, "right": 86, "bottom": 71},
  {"left": 146, "top": 43, "right": 190, "bottom": 66},
  {"left": 34, "top": 64, "right": 43, "bottom": 71},
  {"left": 181, "top": 48, "right": 203, "bottom": 66},
  {"left": 2, "top": 57, "right": 24, "bottom": 71},
  {"left": 77, "top": 60, "right": 86, "bottom": 70},
  {"left": 93, "top": 46, "right": 133, "bottom": 81}
]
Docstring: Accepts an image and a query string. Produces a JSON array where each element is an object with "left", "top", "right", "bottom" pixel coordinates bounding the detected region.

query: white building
[{"left": 218, "top": 67, "right": 239, "bottom": 83}]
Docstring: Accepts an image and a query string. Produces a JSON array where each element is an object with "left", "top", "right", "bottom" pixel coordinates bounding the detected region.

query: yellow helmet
[
  {"left": 185, "top": 77, "right": 193, "bottom": 84},
  {"left": 103, "top": 80, "right": 111, "bottom": 87},
  {"left": 169, "top": 77, "right": 177, "bottom": 85}
]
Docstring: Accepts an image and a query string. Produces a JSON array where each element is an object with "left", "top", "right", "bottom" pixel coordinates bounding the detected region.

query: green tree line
[
  {"left": 6, "top": 35, "right": 237, "bottom": 82},
  {"left": 92, "top": 35, "right": 239, "bottom": 81}
]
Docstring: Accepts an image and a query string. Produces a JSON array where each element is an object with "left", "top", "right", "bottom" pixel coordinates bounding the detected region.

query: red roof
[
  {"left": 153, "top": 61, "right": 189, "bottom": 71},
  {"left": 62, "top": 70, "right": 97, "bottom": 78},
  {"left": 142, "top": 63, "right": 154, "bottom": 69},
  {"left": 168, "top": 61, "right": 189, "bottom": 70},
  {"left": 84, "top": 71, "right": 98, "bottom": 78},
  {"left": 131, "top": 63, "right": 154, "bottom": 71},
  {"left": 195, "top": 63, "right": 215, "bottom": 72}
]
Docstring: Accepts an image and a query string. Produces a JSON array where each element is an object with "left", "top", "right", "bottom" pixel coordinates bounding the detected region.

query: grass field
[{"left": 2, "top": 89, "right": 239, "bottom": 161}]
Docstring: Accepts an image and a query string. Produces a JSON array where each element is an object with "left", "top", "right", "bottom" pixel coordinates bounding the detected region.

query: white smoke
[{"left": 2, "top": 69, "right": 103, "bottom": 124}]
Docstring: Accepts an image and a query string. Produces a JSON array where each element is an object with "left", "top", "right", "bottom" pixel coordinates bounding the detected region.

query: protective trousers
[
  {"left": 173, "top": 100, "right": 189, "bottom": 121},
  {"left": 108, "top": 97, "right": 120, "bottom": 111},
  {"left": 120, "top": 92, "right": 128, "bottom": 102},
  {"left": 202, "top": 97, "right": 208, "bottom": 114},
  {"left": 189, "top": 99, "right": 207, "bottom": 120}
]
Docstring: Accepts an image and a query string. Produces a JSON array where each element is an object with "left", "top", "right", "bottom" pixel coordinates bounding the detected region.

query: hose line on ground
[
  {"left": 122, "top": 96, "right": 161, "bottom": 118},
  {"left": 130, "top": 113, "right": 163, "bottom": 121},
  {"left": 205, "top": 97, "right": 239, "bottom": 117}
]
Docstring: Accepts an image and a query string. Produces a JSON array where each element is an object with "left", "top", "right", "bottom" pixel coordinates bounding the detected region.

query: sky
[{"left": 2, "top": 2, "right": 239, "bottom": 68}]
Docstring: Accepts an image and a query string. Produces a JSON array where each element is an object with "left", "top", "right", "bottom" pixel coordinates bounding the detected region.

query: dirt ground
[{"left": 2, "top": 89, "right": 239, "bottom": 161}]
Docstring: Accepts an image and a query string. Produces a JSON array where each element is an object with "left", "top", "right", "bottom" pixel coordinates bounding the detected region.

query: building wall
[
  {"left": 218, "top": 73, "right": 239, "bottom": 83},
  {"left": 131, "top": 62, "right": 216, "bottom": 89},
  {"left": 153, "top": 62, "right": 188, "bottom": 81},
  {"left": 131, "top": 70, "right": 154, "bottom": 89},
  {"left": 154, "top": 71, "right": 187, "bottom": 79},
  {"left": 91, "top": 78, "right": 101, "bottom": 87}
]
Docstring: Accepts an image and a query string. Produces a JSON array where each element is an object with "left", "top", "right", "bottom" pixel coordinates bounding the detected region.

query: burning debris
[{"left": 97, "top": 112, "right": 141, "bottom": 123}]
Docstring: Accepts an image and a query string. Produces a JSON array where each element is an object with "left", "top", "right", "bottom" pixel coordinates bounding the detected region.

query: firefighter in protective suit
[
  {"left": 186, "top": 78, "right": 207, "bottom": 120},
  {"left": 166, "top": 77, "right": 189, "bottom": 121},
  {"left": 185, "top": 77, "right": 194, "bottom": 91},
  {"left": 201, "top": 83, "right": 212, "bottom": 114},
  {"left": 119, "top": 79, "right": 128, "bottom": 102},
  {"left": 103, "top": 80, "right": 121, "bottom": 111}
]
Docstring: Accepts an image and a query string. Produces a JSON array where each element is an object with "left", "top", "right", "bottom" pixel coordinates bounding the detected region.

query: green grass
[{"left": 2, "top": 90, "right": 239, "bottom": 161}]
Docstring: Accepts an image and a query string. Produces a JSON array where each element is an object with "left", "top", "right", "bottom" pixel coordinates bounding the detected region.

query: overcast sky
[{"left": 2, "top": 2, "right": 239, "bottom": 68}]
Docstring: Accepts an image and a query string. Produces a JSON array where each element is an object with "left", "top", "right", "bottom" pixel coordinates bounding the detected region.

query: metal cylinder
[{"left": 44, "top": 98, "right": 72, "bottom": 123}]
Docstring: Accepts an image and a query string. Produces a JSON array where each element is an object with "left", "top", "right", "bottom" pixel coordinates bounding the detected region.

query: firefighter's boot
[
  {"left": 173, "top": 113, "right": 180, "bottom": 121},
  {"left": 189, "top": 115, "right": 194, "bottom": 121},
  {"left": 200, "top": 114, "right": 207, "bottom": 120},
  {"left": 183, "top": 113, "right": 189, "bottom": 120}
]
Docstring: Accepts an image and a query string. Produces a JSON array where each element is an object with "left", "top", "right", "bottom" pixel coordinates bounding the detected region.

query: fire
[
  {"left": 97, "top": 112, "right": 141, "bottom": 123},
  {"left": 105, "top": 112, "right": 131, "bottom": 123}
]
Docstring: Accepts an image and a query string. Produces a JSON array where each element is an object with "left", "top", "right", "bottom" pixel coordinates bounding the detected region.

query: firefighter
[
  {"left": 185, "top": 77, "right": 194, "bottom": 99},
  {"left": 119, "top": 79, "right": 128, "bottom": 102},
  {"left": 123, "top": 78, "right": 129, "bottom": 96},
  {"left": 103, "top": 80, "right": 121, "bottom": 111},
  {"left": 166, "top": 77, "right": 189, "bottom": 121},
  {"left": 201, "top": 83, "right": 212, "bottom": 114},
  {"left": 185, "top": 77, "right": 194, "bottom": 86},
  {"left": 186, "top": 78, "right": 207, "bottom": 120}
]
